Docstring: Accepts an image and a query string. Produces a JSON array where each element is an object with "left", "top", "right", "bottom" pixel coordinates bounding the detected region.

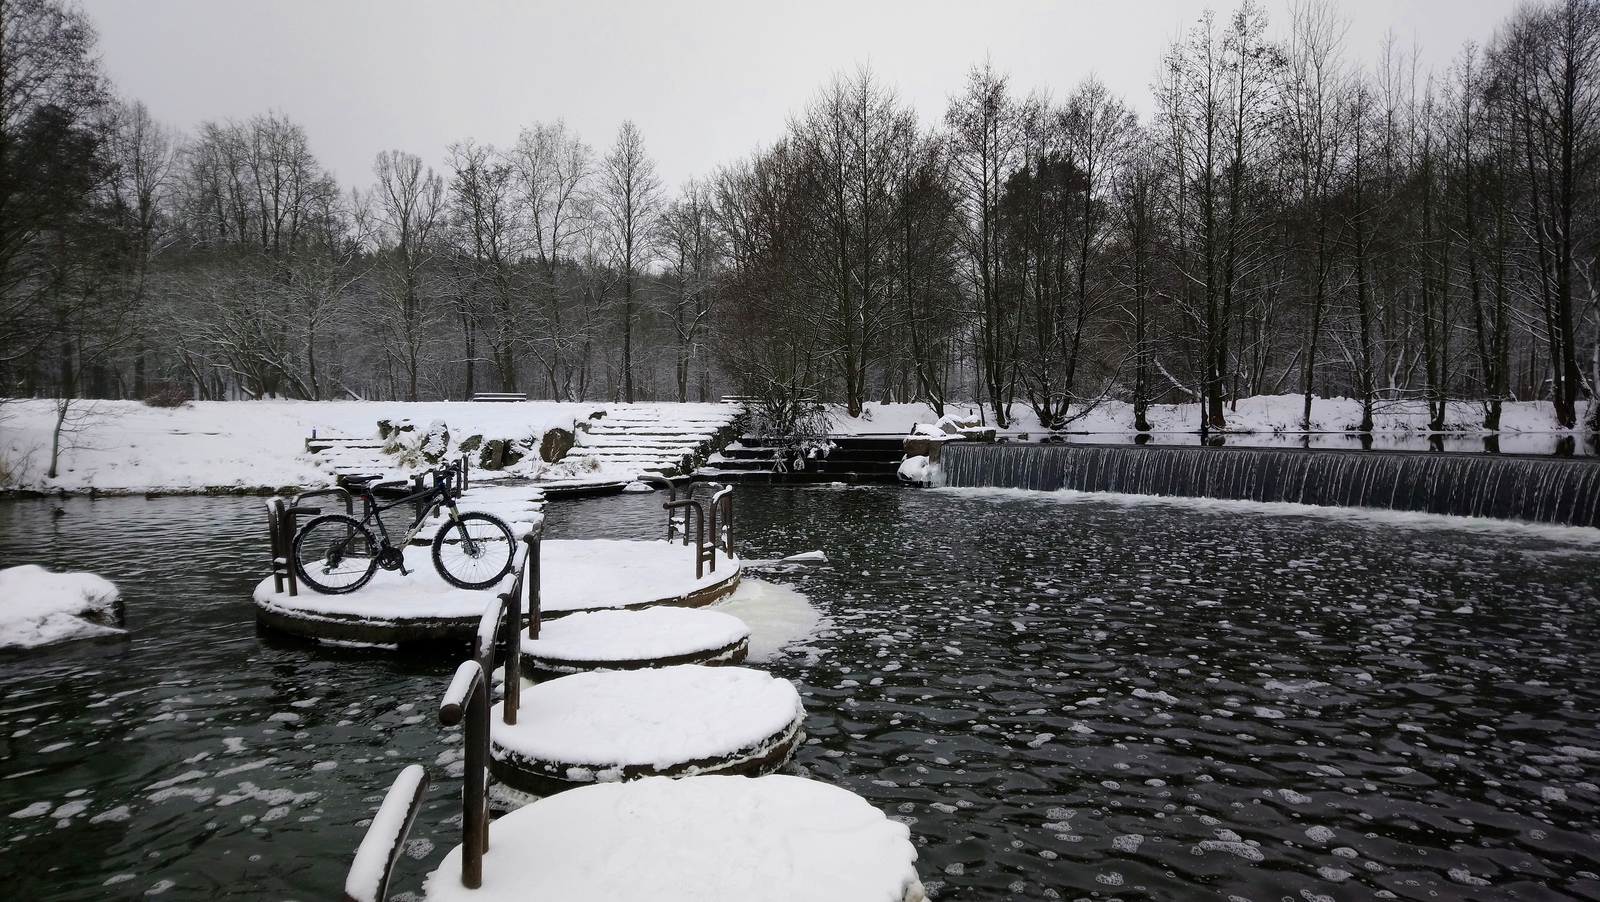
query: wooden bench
[{"left": 471, "top": 392, "right": 527, "bottom": 402}]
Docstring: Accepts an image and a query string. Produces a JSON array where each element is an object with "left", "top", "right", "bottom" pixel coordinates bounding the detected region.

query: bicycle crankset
[{"left": 376, "top": 547, "right": 407, "bottom": 572}]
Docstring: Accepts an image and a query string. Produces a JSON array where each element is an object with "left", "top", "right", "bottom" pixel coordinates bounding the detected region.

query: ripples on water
[{"left": 1, "top": 487, "right": 1598, "bottom": 900}]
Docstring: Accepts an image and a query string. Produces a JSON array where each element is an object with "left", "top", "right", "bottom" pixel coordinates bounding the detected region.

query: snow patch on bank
[{"left": 0, "top": 565, "right": 123, "bottom": 648}]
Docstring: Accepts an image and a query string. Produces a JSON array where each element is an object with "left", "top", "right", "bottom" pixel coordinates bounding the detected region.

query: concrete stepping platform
[
  {"left": 421, "top": 775, "right": 924, "bottom": 902},
  {"left": 542, "top": 539, "right": 740, "bottom": 614},
  {"left": 520, "top": 607, "right": 749, "bottom": 677},
  {"left": 252, "top": 564, "right": 512, "bottom": 645},
  {"left": 254, "top": 533, "right": 732, "bottom": 645},
  {"left": 487, "top": 665, "right": 803, "bottom": 795}
]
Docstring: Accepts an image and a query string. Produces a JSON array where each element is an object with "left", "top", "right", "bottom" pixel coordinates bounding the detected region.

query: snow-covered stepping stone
[
  {"left": 543, "top": 539, "right": 741, "bottom": 613},
  {"left": 423, "top": 774, "right": 925, "bottom": 902},
  {"left": 253, "top": 563, "right": 515, "bottom": 645},
  {"left": 489, "top": 664, "right": 803, "bottom": 795},
  {"left": 520, "top": 607, "right": 749, "bottom": 676}
]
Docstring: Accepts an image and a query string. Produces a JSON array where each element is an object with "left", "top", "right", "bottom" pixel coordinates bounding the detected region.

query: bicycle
[{"left": 292, "top": 461, "right": 516, "bottom": 595}]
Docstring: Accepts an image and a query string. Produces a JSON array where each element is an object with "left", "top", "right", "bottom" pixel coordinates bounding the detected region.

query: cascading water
[{"left": 940, "top": 442, "right": 1600, "bottom": 527}]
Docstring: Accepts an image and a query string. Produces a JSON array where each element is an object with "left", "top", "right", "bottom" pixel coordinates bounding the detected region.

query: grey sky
[{"left": 78, "top": 0, "right": 1519, "bottom": 194}]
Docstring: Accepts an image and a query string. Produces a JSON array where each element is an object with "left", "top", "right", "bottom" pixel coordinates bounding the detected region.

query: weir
[{"left": 939, "top": 442, "right": 1600, "bottom": 528}]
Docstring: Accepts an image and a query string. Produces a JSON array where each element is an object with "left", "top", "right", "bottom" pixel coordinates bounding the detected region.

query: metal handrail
[
  {"left": 341, "top": 764, "right": 429, "bottom": 902},
  {"left": 266, "top": 488, "right": 353, "bottom": 596},
  {"left": 638, "top": 475, "right": 682, "bottom": 542},
  {"left": 708, "top": 484, "right": 734, "bottom": 557},
  {"left": 440, "top": 659, "right": 490, "bottom": 890},
  {"left": 471, "top": 532, "right": 538, "bottom": 726},
  {"left": 663, "top": 499, "right": 708, "bottom": 578}
]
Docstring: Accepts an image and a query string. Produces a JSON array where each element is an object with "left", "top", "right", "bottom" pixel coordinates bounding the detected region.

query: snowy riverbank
[
  {"left": 0, "top": 395, "right": 1588, "bottom": 495},
  {"left": 0, "top": 399, "right": 730, "bottom": 495}
]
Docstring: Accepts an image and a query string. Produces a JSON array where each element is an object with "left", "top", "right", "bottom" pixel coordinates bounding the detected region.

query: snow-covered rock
[
  {"left": 0, "top": 565, "right": 123, "bottom": 648},
  {"left": 422, "top": 774, "right": 924, "bottom": 902},
  {"left": 897, "top": 455, "right": 943, "bottom": 486}
]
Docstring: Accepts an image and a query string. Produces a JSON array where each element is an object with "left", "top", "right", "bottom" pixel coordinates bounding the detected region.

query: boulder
[{"left": 540, "top": 427, "right": 575, "bottom": 463}]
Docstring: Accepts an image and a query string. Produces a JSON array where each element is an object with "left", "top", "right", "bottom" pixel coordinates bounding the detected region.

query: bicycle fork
[{"left": 444, "top": 504, "right": 481, "bottom": 556}]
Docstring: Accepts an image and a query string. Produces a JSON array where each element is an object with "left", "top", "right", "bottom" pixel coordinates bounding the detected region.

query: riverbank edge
[{"left": 1, "top": 484, "right": 304, "bottom": 500}]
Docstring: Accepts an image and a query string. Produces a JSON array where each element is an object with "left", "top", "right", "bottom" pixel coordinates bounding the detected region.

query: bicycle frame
[{"left": 355, "top": 467, "right": 466, "bottom": 551}]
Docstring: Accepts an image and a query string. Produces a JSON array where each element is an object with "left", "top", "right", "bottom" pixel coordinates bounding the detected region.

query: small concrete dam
[{"left": 939, "top": 442, "right": 1600, "bottom": 528}]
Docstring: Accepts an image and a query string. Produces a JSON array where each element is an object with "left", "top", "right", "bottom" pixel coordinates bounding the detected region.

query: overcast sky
[{"left": 78, "top": 0, "right": 1519, "bottom": 194}]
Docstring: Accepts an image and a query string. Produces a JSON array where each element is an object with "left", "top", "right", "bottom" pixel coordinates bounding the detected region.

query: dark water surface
[{"left": 2, "top": 487, "right": 1599, "bottom": 901}]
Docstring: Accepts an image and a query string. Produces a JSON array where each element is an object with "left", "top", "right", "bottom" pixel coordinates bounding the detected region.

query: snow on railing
[
  {"left": 341, "top": 764, "right": 429, "bottom": 902},
  {"left": 440, "top": 659, "right": 490, "bottom": 889}
]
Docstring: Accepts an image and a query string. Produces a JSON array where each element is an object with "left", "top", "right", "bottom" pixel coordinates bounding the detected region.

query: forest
[{"left": 3, "top": 0, "right": 1600, "bottom": 435}]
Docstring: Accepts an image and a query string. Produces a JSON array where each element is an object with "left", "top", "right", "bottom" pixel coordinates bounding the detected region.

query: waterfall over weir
[{"left": 940, "top": 442, "right": 1600, "bottom": 528}]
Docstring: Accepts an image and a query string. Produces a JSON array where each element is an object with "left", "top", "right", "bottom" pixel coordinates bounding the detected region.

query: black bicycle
[{"left": 292, "top": 461, "right": 515, "bottom": 595}]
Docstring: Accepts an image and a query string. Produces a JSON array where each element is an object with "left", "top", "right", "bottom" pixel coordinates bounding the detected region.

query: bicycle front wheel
[
  {"left": 293, "top": 514, "right": 379, "bottom": 595},
  {"left": 432, "top": 512, "right": 516, "bottom": 589}
]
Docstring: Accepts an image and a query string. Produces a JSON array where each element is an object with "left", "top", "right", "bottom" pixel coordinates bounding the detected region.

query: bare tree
[
  {"left": 446, "top": 139, "right": 522, "bottom": 395},
  {"left": 946, "top": 60, "right": 1024, "bottom": 426},
  {"left": 599, "top": 120, "right": 662, "bottom": 402},
  {"left": 659, "top": 178, "right": 719, "bottom": 402},
  {"left": 370, "top": 149, "right": 444, "bottom": 401},
  {"left": 511, "top": 120, "right": 594, "bottom": 399}
]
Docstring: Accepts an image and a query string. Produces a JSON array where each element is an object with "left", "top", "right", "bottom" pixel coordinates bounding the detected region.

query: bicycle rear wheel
[
  {"left": 432, "top": 512, "right": 516, "bottom": 589},
  {"left": 293, "top": 514, "right": 379, "bottom": 594}
]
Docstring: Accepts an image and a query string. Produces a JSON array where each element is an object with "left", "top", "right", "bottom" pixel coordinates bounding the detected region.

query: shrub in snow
[
  {"left": 140, "top": 383, "right": 191, "bottom": 408},
  {"left": 0, "top": 565, "right": 124, "bottom": 649}
]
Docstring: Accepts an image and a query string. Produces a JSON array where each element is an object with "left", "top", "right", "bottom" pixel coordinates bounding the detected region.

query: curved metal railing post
[
  {"left": 341, "top": 764, "right": 430, "bottom": 902},
  {"left": 706, "top": 483, "right": 733, "bottom": 565},
  {"left": 639, "top": 475, "right": 682, "bottom": 542},
  {"left": 662, "top": 499, "right": 705, "bottom": 579},
  {"left": 266, "top": 499, "right": 286, "bottom": 594},
  {"left": 440, "top": 659, "right": 490, "bottom": 889},
  {"left": 526, "top": 532, "right": 542, "bottom": 641}
]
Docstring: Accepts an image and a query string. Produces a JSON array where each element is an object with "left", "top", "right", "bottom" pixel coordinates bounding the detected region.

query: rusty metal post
[
  {"left": 664, "top": 500, "right": 706, "bottom": 579},
  {"left": 440, "top": 660, "right": 489, "bottom": 888},
  {"left": 267, "top": 499, "right": 284, "bottom": 594},
  {"left": 527, "top": 533, "right": 542, "bottom": 640},
  {"left": 280, "top": 502, "right": 300, "bottom": 596}
]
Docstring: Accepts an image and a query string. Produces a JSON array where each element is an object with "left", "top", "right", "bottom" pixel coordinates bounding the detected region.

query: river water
[{"left": 2, "top": 487, "right": 1599, "bottom": 901}]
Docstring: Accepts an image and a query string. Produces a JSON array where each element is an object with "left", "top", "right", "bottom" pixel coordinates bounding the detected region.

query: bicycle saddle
[{"left": 339, "top": 473, "right": 385, "bottom": 486}]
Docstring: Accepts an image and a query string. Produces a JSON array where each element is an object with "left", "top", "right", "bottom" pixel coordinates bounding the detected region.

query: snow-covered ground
[
  {"left": 0, "top": 399, "right": 735, "bottom": 494},
  {"left": 4, "top": 394, "right": 1588, "bottom": 495},
  {"left": 0, "top": 564, "right": 123, "bottom": 649}
]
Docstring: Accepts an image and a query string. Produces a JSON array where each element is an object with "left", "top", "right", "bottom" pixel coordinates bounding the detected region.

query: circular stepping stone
[
  {"left": 423, "top": 774, "right": 925, "bottom": 902},
  {"left": 521, "top": 607, "right": 749, "bottom": 676},
  {"left": 543, "top": 539, "right": 741, "bottom": 613},
  {"left": 489, "top": 665, "right": 803, "bottom": 795}
]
